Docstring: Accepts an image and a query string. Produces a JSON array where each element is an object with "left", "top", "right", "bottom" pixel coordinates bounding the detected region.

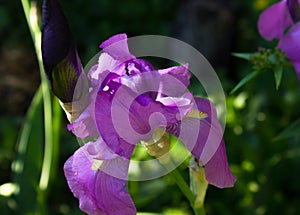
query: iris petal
[
  {"left": 204, "top": 140, "right": 236, "bottom": 188},
  {"left": 167, "top": 98, "right": 236, "bottom": 188},
  {"left": 100, "top": 34, "right": 134, "bottom": 62},
  {"left": 278, "top": 22, "right": 300, "bottom": 79},
  {"left": 95, "top": 81, "right": 184, "bottom": 157},
  {"left": 64, "top": 141, "right": 136, "bottom": 215},
  {"left": 67, "top": 107, "right": 98, "bottom": 139},
  {"left": 120, "top": 65, "right": 190, "bottom": 100},
  {"left": 258, "top": 0, "right": 293, "bottom": 40}
]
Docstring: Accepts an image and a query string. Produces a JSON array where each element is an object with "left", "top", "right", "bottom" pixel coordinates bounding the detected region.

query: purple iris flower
[
  {"left": 65, "top": 34, "right": 236, "bottom": 215},
  {"left": 258, "top": 0, "right": 300, "bottom": 79}
]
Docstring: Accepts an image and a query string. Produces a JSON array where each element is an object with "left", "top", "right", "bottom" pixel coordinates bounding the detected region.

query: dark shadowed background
[{"left": 1, "top": 0, "right": 300, "bottom": 214}]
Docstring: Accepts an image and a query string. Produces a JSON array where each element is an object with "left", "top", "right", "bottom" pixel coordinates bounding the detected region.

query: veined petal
[
  {"left": 278, "top": 22, "right": 300, "bottom": 79},
  {"left": 64, "top": 141, "right": 136, "bottom": 215},
  {"left": 94, "top": 82, "right": 138, "bottom": 158},
  {"left": 95, "top": 81, "right": 182, "bottom": 157},
  {"left": 258, "top": 0, "right": 293, "bottom": 40}
]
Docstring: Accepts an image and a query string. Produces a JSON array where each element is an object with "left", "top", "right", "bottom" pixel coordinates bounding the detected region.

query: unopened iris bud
[{"left": 41, "top": 0, "right": 84, "bottom": 103}]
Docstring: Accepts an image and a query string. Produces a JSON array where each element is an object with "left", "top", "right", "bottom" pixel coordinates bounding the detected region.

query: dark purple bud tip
[
  {"left": 41, "top": 0, "right": 84, "bottom": 102},
  {"left": 287, "top": 0, "right": 300, "bottom": 23}
]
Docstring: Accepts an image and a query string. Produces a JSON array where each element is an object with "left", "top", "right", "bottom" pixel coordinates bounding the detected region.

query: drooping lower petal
[
  {"left": 64, "top": 141, "right": 136, "bottom": 215},
  {"left": 204, "top": 140, "right": 236, "bottom": 188},
  {"left": 167, "top": 97, "right": 236, "bottom": 188},
  {"left": 258, "top": 0, "right": 293, "bottom": 40},
  {"left": 167, "top": 98, "right": 221, "bottom": 164}
]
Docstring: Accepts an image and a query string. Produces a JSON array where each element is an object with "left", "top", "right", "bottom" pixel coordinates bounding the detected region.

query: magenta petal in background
[
  {"left": 278, "top": 22, "right": 300, "bottom": 79},
  {"left": 258, "top": 0, "right": 293, "bottom": 40},
  {"left": 64, "top": 142, "right": 136, "bottom": 215}
]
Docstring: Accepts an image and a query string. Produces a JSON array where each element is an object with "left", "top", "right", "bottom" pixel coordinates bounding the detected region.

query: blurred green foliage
[{"left": 1, "top": 0, "right": 300, "bottom": 214}]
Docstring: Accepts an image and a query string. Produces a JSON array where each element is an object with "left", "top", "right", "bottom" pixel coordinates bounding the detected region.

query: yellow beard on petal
[
  {"left": 91, "top": 159, "right": 104, "bottom": 171},
  {"left": 186, "top": 109, "right": 208, "bottom": 120},
  {"left": 140, "top": 110, "right": 207, "bottom": 159}
]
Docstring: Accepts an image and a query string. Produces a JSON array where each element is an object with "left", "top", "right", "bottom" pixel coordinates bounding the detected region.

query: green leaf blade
[
  {"left": 230, "top": 71, "right": 258, "bottom": 94},
  {"left": 273, "top": 118, "right": 300, "bottom": 141},
  {"left": 232, "top": 53, "right": 252, "bottom": 61},
  {"left": 274, "top": 66, "right": 283, "bottom": 90}
]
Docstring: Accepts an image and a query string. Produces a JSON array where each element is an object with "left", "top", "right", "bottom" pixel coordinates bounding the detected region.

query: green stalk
[
  {"left": 20, "top": 0, "right": 54, "bottom": 213},
  {"left": 159, "top": 157, "right": 195, "bottom": 207},
  {"left": 51, "top": 97, "right": 62, "bottom": 181},
  {"left": 193, "top": 206, "right": 206, "bottom": 215},
  {"left": 169, "top": 167, "right": 196, "bottom": 204}
]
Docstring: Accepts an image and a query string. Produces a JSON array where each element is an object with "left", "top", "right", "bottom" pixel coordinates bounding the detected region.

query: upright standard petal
[
  {"left": 64, "top": 141, "right": 136, "bottom": 215},
  {"left": 278, "top": 22, "right": 300, "bottom": 79},
  {"left": 119, "top": 65, "right": 190, "bottom": 101},
  {"left": 100, "top": 34, "right": 135, "bottom": 63},
  {"left": 258, "top": 0, "right": 293, "bottom": 40},
  {"left": 41, "top": 0, "right": 84, "bottom": 102}
]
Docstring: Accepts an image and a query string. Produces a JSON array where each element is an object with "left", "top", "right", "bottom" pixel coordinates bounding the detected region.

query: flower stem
[
  {"left": 169, "top": 166, "right": 196, "bottom": 204},
  {"left": 20, "top": 0, "right": 55, "bottom": 214},
  {"left": 159, "top": 157, "right": 195, "bottom": 208},
  {"left": 193, "top": 205, "right": 206, "bottom": 215}
]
